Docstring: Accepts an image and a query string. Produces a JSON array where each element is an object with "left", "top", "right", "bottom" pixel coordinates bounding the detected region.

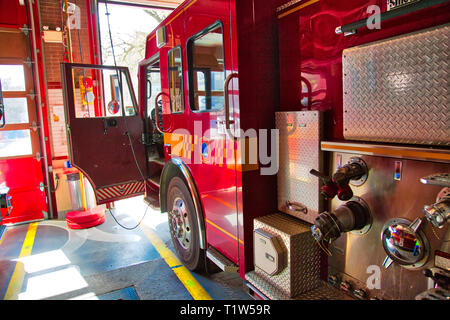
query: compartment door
[{"left": 62, "top": 63, "right": 147, "bottom": 204}]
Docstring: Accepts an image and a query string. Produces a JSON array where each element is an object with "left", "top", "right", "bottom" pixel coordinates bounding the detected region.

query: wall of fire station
[
  {"left": 40, "top": 0, "right": 91, "bottom": 158},
  {"left": 39, "top": 0, "right": 92, "bottom": 213}
]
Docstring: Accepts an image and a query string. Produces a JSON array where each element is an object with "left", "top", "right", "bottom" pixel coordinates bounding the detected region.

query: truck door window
[
  {"left": 146, "top": 63, "right": 161, "bottom": 118},
  {"left": 70, "top": 66, "right": 136, "bottom": 118},
  {"left": 168, "top": 46, "right": 184, "bottom": 113},
  {"left": 187, "top": 23, "right": 225, "bottom": 112}
]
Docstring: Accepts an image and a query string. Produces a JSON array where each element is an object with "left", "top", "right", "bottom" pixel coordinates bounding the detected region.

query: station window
[
  {"left": 167, "top": 47, "right": 184, "bottom": 113},
  {"left": 187, "top": 23, "right": 225, "bottom": 112}
]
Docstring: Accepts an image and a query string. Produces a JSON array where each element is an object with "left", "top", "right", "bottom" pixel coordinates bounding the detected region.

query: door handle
[
  {"left": 154, "top": 92, "right": 164, "bottom": 134},
  {"left": 286, "top": 201, "right": 308, "bottom": 215},
  {"left": 0, "top": 109, "right": 4, "bottom": 129},
  {"left": 103, "top": 118, "right": 118, "bottom": 135},
  {"left": 224, "top": 73, "right": 238, "bottom": 138}
]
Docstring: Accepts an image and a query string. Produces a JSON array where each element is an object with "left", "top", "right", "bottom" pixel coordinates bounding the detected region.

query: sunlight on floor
[
  {"left": 69, "top": 292, "right": 99, "bottom": 300},
  {"left": 10, "top": 197, "right": 166, "bottom": 300},
  {"left": 18, "top": 266, "right": 88, "bottom": 300},
  {"left": 17, "top": 249, "right": 71, "bottom": 274},
  {"left": 113, "top": 196, "right": 168, "bottom": 229}
]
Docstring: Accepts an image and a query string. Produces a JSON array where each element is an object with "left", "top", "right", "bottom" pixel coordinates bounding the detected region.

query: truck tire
[{"left": 167, "top": 176, "right": 204, "bottom": 271}]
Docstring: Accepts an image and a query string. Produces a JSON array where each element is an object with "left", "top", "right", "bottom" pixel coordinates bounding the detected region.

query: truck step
[
  {"left": 144, "top": 193, "right": 160, "bottom": 209},
  {"left": 148, "top": 159, "right": 164, "bottom": 180},
  {"left": 148, "top": 157, "right": 165, "bottom": 166},
  {"left": 206, "top": 246, "right": 238, "bottom": 273},
  {"left": 148, "top": 175, "right": 160, "bottom": 188}
]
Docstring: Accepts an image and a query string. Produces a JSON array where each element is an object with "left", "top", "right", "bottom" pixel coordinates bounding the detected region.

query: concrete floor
[{"left": 0, "top": 196, "right": 251, "bottom": 300}]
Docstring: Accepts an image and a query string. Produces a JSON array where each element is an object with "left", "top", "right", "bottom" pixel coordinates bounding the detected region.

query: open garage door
[
  {"left": 61, "top": 63, "right": 147, "bottom": 204},
  {"left": 0, "top": 23, "right": 47, "bottom": 224}
]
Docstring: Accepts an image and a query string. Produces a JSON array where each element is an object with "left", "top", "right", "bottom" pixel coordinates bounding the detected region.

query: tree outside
[{"left": 98, "top": 3, "right": 171, "bottom": 93}]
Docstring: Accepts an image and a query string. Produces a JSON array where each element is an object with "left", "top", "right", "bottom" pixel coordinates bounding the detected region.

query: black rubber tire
[{"left": 167, "top": 176, "right": 204, "bottom": 272}]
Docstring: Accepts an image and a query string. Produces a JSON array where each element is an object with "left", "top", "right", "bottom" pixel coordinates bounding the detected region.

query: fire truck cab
[{"left": 62, "top": 0, "right": 450, "bottom": 300}]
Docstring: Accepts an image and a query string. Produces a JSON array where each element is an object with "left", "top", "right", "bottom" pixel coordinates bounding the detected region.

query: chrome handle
[
  {"left": 0, "top": 80, "right": 5, "bottom": 129},
  {"left": 335, "top": 0, "right": 447, "bottom": 36},
  {"left": 286, "top": 201, "right": 308, "bottom": 214},
  {"left": 0, "top": 108, "right": 4, "bottom": 129},
  {"left": 154, "top": 92, "right": 164, "bottom": 134},
  {"left": 424, "top": 196, "right": 450, "bottom": 229},
  {"left": 224, "top": 73, "right": 238, "bottom": 137}
]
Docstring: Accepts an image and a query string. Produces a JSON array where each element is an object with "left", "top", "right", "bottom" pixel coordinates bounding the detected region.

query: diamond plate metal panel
[
  {"left": 245, "top": 272, "right": 347, "bottom": 300},
  {"left": 253, "top": 213, "right": 321, "bottom": 297},
  {"left": 276, "top": 111, "right": 323, "bottom": 224},
  {"left": 343, "top": 24, "right": 450, "bottom": 146}
]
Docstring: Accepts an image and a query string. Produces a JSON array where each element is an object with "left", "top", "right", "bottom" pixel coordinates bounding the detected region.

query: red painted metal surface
[
  {"left": 277, "top": 0, "right": 450, "bottom": 141},
  {"left": 0, "top": 0, "right": 51, "bottom": 224},
  {"left": 61, "top": 63, "right": 147, "bottom": 204},
  {"left": 63, "top": 0, "right": 450, "bottom": 283},
  {"left": 138, "top": 0, "right": 450, "bottom": 281},
  {"left": 0, "top": 1, "right": 28, "bottom": 29},
  {"left": 152, "top": 0, "right": 241, "bottom": 265},
  {"left": 29, "top": 0, "right": 58, "bottom": 219},
  {"left": 0, "top": 157, "right": 46, "bottom": 224},
  {"left": 141, "top": 0, "right": 280, "bottom": 276}
]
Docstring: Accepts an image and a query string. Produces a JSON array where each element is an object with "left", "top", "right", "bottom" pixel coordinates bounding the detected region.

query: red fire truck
[{"left": 62, "top": 0, "right": 450, "bottom": 300}]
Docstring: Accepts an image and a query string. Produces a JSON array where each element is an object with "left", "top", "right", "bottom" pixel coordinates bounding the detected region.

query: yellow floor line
[
  {"left": 4, "top": 222, "right": 38, "bottom": 300},
  {"left": 0, "top": 228, "right": 7, "bottom": 246},
  {"left": 139, "top": 224, "right": 212, "bottom": 300}
]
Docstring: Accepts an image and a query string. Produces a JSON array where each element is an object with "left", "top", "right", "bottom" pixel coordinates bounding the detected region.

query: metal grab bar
[
  {"left": 154, "top": 92, "right": 164, "bottom": 134},
  {"left": 336, "top": 0, "right": 449, "bottom": 36},
  {"left": 223, "top": 73, "right": 238, "bottom": 138},
  {"left": 0, "top": 80, "right": 5, "bottom": 129},
  {"left": 286, "top": 200, "right": 308, "bottom": 215}
]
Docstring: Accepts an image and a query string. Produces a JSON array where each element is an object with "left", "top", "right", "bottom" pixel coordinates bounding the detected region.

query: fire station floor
[{"left": 0, "top": 197, "right": 251, "bottom": 300}]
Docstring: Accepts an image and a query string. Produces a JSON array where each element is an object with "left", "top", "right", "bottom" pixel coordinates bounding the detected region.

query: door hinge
[
  {"left": 30, "top": 121, "right": 40, "bottom": 132},
  {"left": 24, "top": 57, "right": 34, "bottom": 68},
  {"left": 20, "top": 24, "right": 32, "bottom": 36},
  {"left": 27, "top": 91, "right": 37, "bottom": 99}
]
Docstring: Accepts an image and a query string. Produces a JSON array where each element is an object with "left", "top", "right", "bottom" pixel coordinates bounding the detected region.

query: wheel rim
[{"left": 169, "top": 196, "right": 191, "bottom": 249}]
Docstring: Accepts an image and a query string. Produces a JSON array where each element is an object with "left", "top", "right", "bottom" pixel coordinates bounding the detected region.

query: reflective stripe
[
  {"left": 139, "top": 224, "right": 212, "bottom": 300},
  {"left": 205, "top": 218, "right": 244, "bottom": 246},
  {"left": 4, "top": 222, "right": 38, "bottom": 300},
  {"left": 278, "top": 0, "right": 320, "bottom": 19}
]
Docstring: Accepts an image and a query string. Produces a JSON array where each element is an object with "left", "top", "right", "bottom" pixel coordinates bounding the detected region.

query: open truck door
[{"left": 61, "top": 63, "right": 147, "bottom": 204}]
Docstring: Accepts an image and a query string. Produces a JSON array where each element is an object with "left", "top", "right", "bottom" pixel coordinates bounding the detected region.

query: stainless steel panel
[
  {"left": 321, "top": 141, "right": 450, "bottom": 164},
  {"left": 328, "top": 152, "right": 450, "bottom": 300},
  {"left": 254, "top": 228, "right": 286, "bottom": 276},
  {"left": 276, "top": 111, "right": 323, "bottom": 224},
  {"left": 253, "top": 213, "right": 322, "bottom": 297},
  {"left": 343, "top": 24, "right": 450, "bottom": 146}
]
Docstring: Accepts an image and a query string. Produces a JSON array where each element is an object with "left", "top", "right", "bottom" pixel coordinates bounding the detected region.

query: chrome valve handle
[
  {"left": 420, "top": 173, "right": 450, "bottom": 228},
  {"left": 424, "top": 195, "right": 449, "bottom": 229}
]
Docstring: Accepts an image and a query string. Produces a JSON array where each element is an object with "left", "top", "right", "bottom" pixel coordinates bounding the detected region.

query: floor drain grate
[{"left": 97, "top": 286, "right": 139, "bottom": 300}]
